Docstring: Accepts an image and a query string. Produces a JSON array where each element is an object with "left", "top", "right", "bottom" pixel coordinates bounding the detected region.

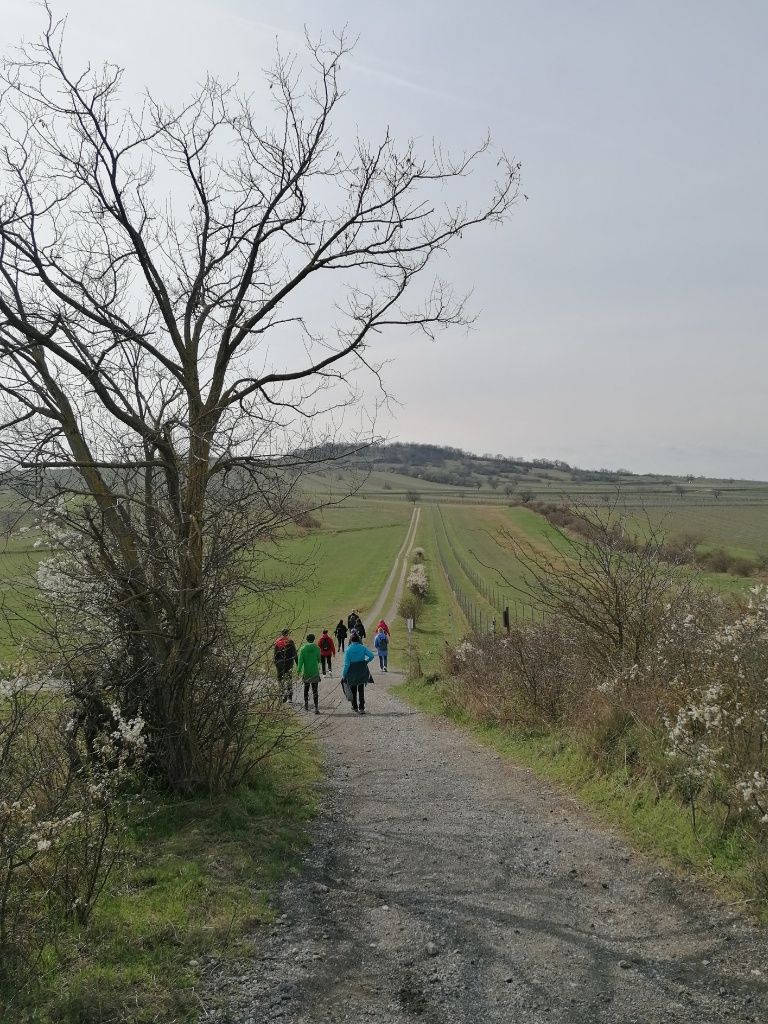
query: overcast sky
[{"left": 8, "top": 0, "right": 768, "bottom": 478}]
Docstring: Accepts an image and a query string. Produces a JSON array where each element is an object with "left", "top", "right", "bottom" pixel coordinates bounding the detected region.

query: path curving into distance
[
  {"left": 204, "top": 507, "right": 768, "bottom": 1024},
  {"left": 365, "top": 504, "right": 420, "bottom": 634}
]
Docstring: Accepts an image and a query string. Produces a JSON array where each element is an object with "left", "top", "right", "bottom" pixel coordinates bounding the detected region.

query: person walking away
[
  {"left": 342, "top": 631, "right": 375, "bottom": 714},
  {"left": 376, "top": 618, "right": 391, "bottom": 638},
  {"left": 334, "top": 619, "right": 348, "bottom": 652},
  {"left": 347, "top": 610, "right": 366, "bottom": 640},
  {"left": 374, "top": 628, "right": 389, "bottom": 671},
  {"left": 297, "top": 633, "right": 322, "bottom": 714},
  {"left": 318, "top": 629, "right": 336, "bottom": 675},
  {"left": 273, "top": 629, "right": 298, "bottom": 703}
]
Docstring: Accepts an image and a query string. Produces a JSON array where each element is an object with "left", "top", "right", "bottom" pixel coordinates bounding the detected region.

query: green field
[
  {"left": 0, "top": 499, "right": 414, "bottom": 664},
  {"left": 3, "top": 458, "right": 768, "bottom": 668},
  {"left": 0, "top": 535, "right": 44, "bottom": 660},
  {"left": 636, "top": 504, "right": 768, "bottom": 561},
  {"left": 245, "top": 499, "right": 412, "bottom": 642}
]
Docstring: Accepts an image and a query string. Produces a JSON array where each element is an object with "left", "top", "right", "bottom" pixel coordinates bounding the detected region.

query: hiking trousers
[
  {"left": 303, "top": 677, "right": 319, "bottom": 709},
  {"left": 277, "top": 665, "right": 293, "bottom": 702},
  {"left": 321, "top": 654, "right": 332, "bottom": 674},
  {"left": 351, "top": 683, "right": 365, "bottom": 711}
]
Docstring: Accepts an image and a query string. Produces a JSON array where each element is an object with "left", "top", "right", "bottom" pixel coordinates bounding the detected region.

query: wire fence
[{"left": 432, "top": 505, "right": 543, "bottom": 633}]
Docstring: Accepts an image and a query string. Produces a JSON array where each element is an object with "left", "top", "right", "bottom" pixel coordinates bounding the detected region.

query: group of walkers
[{"left": 273, "top": 610, "right": 391, "bottom": 715}]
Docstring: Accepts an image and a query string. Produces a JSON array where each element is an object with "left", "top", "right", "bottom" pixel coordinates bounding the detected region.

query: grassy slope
[
  {"left": 0, "top": 500, "right": 413, "bottom": 663},
  {"left": 441, "top": 503, "right": 562, "bottom": 609},
  {"left": 12, "top": 723, "right": 322, "bottom": 1024},
  {"left": 246, "top": 499, "right": 412, "bottom": 642}
]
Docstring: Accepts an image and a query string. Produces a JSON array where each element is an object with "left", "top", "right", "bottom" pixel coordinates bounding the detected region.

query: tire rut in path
[{"left": 205, "top": 671, "right": 768, "bottom": 1023}]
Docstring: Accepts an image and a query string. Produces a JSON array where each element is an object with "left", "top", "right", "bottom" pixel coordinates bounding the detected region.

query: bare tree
[{"left": 0, "top": 10, "right": 517, "bottom": 791}]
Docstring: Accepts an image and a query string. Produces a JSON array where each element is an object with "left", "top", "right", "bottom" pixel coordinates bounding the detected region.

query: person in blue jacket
[
  {"left": 342, "top": 630, "right": 375, "bottom": 714},
  {"left": 374, "top": 628, "right": 389, "bottom": 671}
]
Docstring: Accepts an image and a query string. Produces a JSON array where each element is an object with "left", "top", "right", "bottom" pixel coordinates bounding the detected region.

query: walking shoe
[
  {"left": 304, "top": 702, "right": 309, "bottom": 712},
  {"left": 351, "top": 706, "right": 358, "bottom": 713},
  {"left": 314, "top": 707, "right": 320, "bottom": 715},
  {"left": 359, "top": 708, "right": 366, "bottom": 715}
]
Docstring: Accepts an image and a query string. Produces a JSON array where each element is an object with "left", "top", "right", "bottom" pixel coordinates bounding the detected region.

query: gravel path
[{"left": 205, "top": 666, "right": 768, "bottom": 1023}]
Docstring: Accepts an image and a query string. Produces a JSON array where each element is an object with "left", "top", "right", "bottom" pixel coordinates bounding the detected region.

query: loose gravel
[{"left": 204, "top": 668, "right": 768, "bottom": 1023}]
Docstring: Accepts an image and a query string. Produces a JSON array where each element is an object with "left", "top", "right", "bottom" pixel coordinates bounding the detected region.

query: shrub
[
  {"left": 0, "top": 675, "right": 144, "bottom": 982},
  {"left": 406, "top": 564, "right": 429, "bottom": 598},
  {"left": 398, "top": 593, "right": 424, "bottom": 627},
  {"left": 443, "top": 621, "right": 581, "bottom": 728},
  {"left": 411, "top": 547, "right": 425, "bottom": 563},
  {"left": 292, "top": 511, "right": 321, "bottom": 530},
  {"left": 663, "top": 590, "right": 768, "bottom": 827},
  {"left": 730, "top": 557, "right": 756, "bottom": 578},
  {"left": 703, "top": 547, "right": 734, "bottom": 574}
]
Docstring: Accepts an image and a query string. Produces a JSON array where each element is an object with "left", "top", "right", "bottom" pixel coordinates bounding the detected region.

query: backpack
[
  {"left": 376, "top": 632, "right": 388, "bottom": 650},
  {"left": 319, "top": 635, "right": 333, "bottom": 654}
]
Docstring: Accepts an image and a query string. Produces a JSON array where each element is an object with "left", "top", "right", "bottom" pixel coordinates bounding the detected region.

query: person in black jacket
[
  {"left": 347, "top": 610, "right": 366, "bottom": 639},
  {"left": 273, "top": 629, "right": 298, "bottom": 703},
  {"left": 334, "top": 619, "right": 348, "bottom": 652}
]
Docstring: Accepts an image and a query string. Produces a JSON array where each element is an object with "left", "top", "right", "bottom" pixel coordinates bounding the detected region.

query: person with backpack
[
  {"left": 347, "top": 610, "right": 366, "bottom": 640},
  {"left": 273, "top": 628, "right": 298, "bottom": 703},
  {"left": 318, "top": 629, "right": 336, "bottom": 675},
  {"left": 342, "top": 630, "right": 375, "bottom": 714},
  {"left": 334, "top": 619, "right": 348, "bottom": 652},
  {"left": 375, "top": 618, "right": 391, "bottom": 638},
  {"left": 374, "top": 628, "right": 389, "bottom": 671},
  {"left": 297, "top": 633, "right": 322, "bottom": 714}
]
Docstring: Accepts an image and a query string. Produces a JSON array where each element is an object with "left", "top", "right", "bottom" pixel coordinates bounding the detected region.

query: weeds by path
[{"left": 2, "top": 722, "right": 321, "bottom": 1024}]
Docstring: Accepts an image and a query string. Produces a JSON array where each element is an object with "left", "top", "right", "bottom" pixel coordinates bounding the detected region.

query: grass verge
[
  {"left": 393, "top": 677, "right": 766, "bottom": 918},
  {"left": 8, "top": 723, "right": 322, "bottom": 1024}
]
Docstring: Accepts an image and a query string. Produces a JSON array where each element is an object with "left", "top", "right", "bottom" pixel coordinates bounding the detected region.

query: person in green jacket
[{"left": 297, "top": 633, "right": 322, "bottom": 714}]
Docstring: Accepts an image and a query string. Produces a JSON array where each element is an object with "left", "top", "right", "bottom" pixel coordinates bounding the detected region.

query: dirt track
[{"left": 206, "top": 664, "right": 768, "bottom": 1023}]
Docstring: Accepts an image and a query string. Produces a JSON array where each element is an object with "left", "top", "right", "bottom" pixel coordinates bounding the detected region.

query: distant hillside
[{"left": 338, "top": 442, "right": 765, "bottom": 499}]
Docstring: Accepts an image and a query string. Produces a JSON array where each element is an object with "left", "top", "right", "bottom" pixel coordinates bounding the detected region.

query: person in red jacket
[
  {"left": 318, "top": 629, "right": 336, "bottom": 676},
  {"left": 376, "top": 619, "right": 391, "bottom": 638}
]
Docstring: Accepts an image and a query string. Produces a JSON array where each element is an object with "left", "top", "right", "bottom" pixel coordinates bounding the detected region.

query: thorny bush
[
  {"left": 406, "top": 564, "right": 429, "bottom": 599},
  {"left": 445, "top": 589, "right": 768, "bottom": 866},
  {"left": 0, "top": 673, "right": 144, "bottom": 982}
]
